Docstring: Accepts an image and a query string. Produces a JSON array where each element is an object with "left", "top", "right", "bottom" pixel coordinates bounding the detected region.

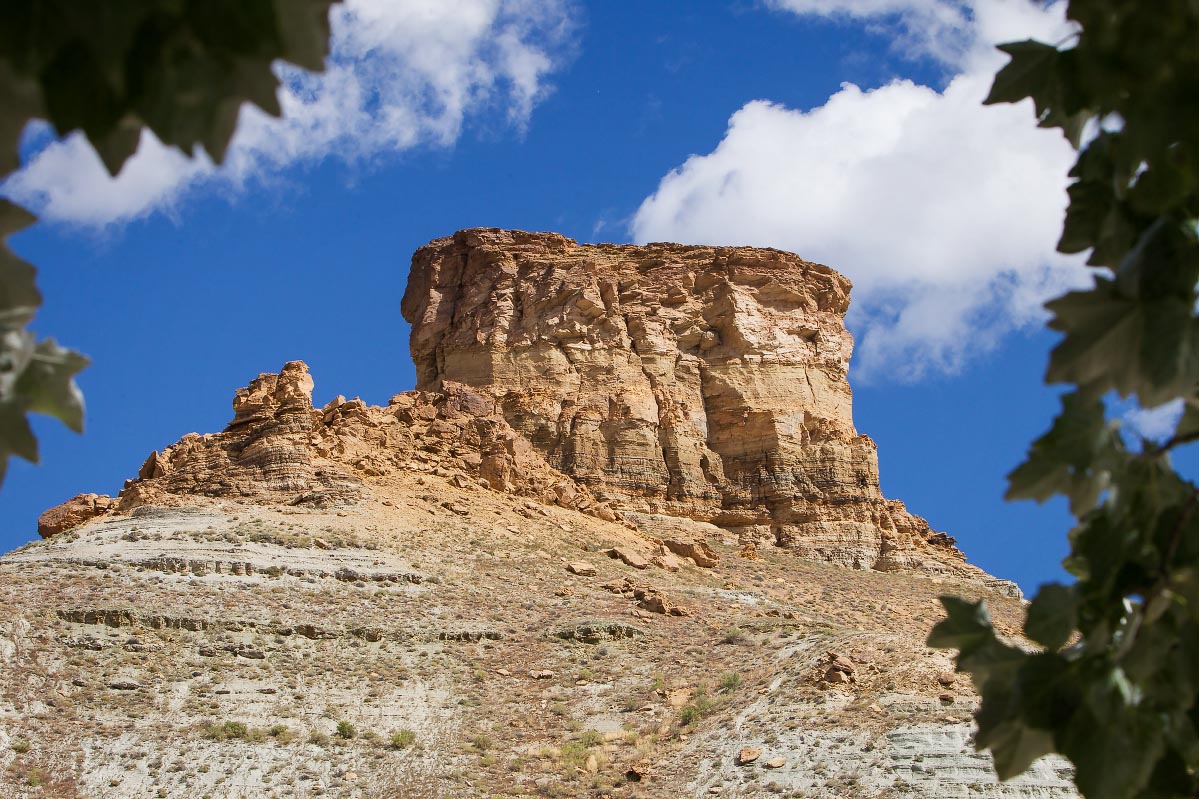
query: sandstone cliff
[
  {"left": 1, "top": 229, "right": 1056, "bottom": 799},
  {"left": 402, "top": 229, "right": 965, "bottom": 575}
]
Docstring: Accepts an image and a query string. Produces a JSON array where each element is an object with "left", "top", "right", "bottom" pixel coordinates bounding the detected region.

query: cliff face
[{"left": 402, "top": 229, "right": 961, "bottom": 574}]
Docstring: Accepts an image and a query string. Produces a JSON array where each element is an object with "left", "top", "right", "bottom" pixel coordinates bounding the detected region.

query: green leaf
[
  {"left": 0, "top": 60, "right": 43, "bottom": 178},
  {"left": 0, "top": 0, "right": 339, "bottom": 176},
  {"left": 985, "top": 40, "right": 1060, "bottom": 107},
  {"left": 273, "top": 0, "right": 336, "bottom": 72},
  {"left": 1174, "top": 399, "right": 1199, "bottom": 440},
  {"left": 927, "top": 596, "right": 995, "bottom": 652},
  {"left": 1129, "top": 161, "right": 1195, "bottom": 216},
  {"left": 15, "top": 338, "right": 88, "bottom": 433},
  {"left": 1006, "top": 388, "right": 1119, "bottom": 514},
  {"left": 1045, "top": 241, "right": 1199, "bottom": 407},
  {"left": 0, "top": 400, "right": 37, "bottom": 466},
  {"left": 0, "top": 202, "right": 42, "bottom": 329},
  {"left": 1025, "top": 583, "right": 1078, "bottom": 650},
  {"left": 1060, "top": 701, "right": 1164, "bottom": 799},
  {"left": 972, "top": 656, "right": 1067, "bottom": 781},
  {"left": 984, "top": 721, "right": 1057, "bottom": 781}
]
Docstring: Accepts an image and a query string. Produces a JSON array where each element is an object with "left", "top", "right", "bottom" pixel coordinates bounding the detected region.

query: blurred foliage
[
  {"left": 929, "top": 1, "right": 1199, "bottom": 797},
  {"left": 0, "top": 1, "right": 336, "bottom": 483}
]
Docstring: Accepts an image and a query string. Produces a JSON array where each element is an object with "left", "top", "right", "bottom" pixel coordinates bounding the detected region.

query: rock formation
[
  {"left": 49, "top": 359, "right": 622, "bottom": 530},
  {"left": 6, "top": 229, "right": 1053, "bottom": 799},
  {"left": 38, "top": 228, "right": 992, "bottom": 584},
  {"left": 403, "top": 229, "right": 965, "bottom": 574}
]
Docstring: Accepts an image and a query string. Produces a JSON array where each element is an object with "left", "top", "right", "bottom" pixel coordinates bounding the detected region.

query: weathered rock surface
[
  {"left": 402, "top": 228, "right": 971, "bottom": 576},
  {"left": 40, "top": 362, "right": 622, "bottom": 536},
  {"left": 36, "top": 492, "right": 116, "bottom": 537}
]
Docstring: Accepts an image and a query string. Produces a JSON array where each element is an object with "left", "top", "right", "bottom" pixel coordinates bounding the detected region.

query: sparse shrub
[
  {"left": 472, "top": 733, "right": 493, "bottom": 751},
  {"left": 309, "top": 731, "right": 330, "bottom": 747},
  {"left": 720, "top": 671, "right": 742, "bottom": 692},
  {"left": 336, "top": 720, "right": 356, "bottom": 739},
  {"left": 268, "top": 725, "right": 293, "bottom": 743},
  {"left": 204, "top": 720, "right": 250, "bottom": 741},
  {"left": 11, "top": 738, "right": 29, "bottom": 753},
  {"left": 578, "top": 729, "right": 603, "bottom": 747},
  {"left": 390, "top": 729, "right": 417, "bottom": 749},
  {"left": 680, "top": 688, "right": 717, "bottom": 726},
  {"left": 721, "top": 626, "right": 746, "bottom": 644}
]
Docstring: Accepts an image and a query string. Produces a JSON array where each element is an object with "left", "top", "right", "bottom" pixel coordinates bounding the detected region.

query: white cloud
[
  {"left": 2, "top": 0, "right": 574, "bottom": 227},
  {"left": 766, "top": 0, "right": 975, "bottom": 66},
  {"left": 632, "top": 0, "right": 1088, "bottom": 379},
  {"left": 1119, "top": 398, "right": 1183, "bottom": 444}
]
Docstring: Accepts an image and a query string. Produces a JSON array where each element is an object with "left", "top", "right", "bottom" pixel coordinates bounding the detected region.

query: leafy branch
[
  {"left": 929, "top": 1, "right": 1199, "bottom": 797},
  {"left": 0, "top": 0, "right": 338, "bottom": 482}
]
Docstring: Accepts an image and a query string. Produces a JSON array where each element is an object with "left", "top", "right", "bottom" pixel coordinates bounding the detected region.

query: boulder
[
  {"left": 38, "top": 493, "right": 115, "bottom": 538},
  {"left": 736, "top": 747, "right": 762, "bottom": 765}
]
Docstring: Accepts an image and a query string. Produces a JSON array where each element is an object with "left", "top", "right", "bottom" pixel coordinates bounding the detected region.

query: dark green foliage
[
  {"left": 0, "top": 1, "right": 337, "bottom": 485},
  {"left": 0, "top": 0, "right": 336, "bottom": 175},
  {"left": 930, "top": 2, "right": 1199, "bottom": 797}
]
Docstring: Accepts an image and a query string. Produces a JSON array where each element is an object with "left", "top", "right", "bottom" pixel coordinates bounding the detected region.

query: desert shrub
[
  {"left": 578, "top": 729, "right": 603, "bottom": 747},
  {"left": 391, "top": 729, "right": 417, "bottom": 749},
  {"left": 268, "top": 725, "right": 293, "bottom": 743}
]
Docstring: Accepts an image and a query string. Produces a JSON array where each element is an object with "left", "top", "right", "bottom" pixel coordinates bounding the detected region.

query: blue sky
[{"left": 0, "top": 0, "right": 1148, "bottom": 593}]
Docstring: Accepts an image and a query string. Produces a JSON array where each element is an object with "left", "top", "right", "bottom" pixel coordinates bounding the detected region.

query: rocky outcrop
[
  {"left": 39, "top": 361, "right": 622, "bottom": 536},
  {"left": 402, "top": 228, "right": 968, "bottom": 575},
  {"left": 37, "top": 493, "right": 116, "bottom": 537},
  {"left": 115, "top": 361, "right": 362, "bottom": 510}
]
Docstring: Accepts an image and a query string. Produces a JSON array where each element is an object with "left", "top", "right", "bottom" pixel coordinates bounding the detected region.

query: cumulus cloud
[
  {"left": 3, "top": 0, "right": 574, "bottom": 227},
  {"left": 632, "top": 0, "right": 1087, "bottom": 379}
]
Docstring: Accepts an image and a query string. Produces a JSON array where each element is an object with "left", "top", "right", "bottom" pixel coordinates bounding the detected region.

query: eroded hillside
[{"left": 0, "top": 231, "right": 1068, "bottom": 799}]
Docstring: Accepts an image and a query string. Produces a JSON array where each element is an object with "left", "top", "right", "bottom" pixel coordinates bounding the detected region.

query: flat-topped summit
[{"left": 402, "top": 229, "right": 972, "bottom": 577}]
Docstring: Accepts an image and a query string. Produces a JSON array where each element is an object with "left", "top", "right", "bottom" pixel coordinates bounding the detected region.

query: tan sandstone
[{"left": 402, "top": 229, "right": 975, "bottom": 577}]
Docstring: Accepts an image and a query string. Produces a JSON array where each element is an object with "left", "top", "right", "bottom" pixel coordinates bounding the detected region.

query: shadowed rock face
[{"left": 402, "top": 229, "right": 967, "bottom": 575}]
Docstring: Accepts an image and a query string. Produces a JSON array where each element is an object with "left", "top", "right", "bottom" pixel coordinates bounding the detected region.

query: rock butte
[
  {"left": 40, "top": 228, "right": 1012, "bottom": 593},
  {"left": 403, "top": 229, "right": 991, "bottom": 579},
  {"left": 4, "top": 230, "right": 1066, "bottom": 799}
]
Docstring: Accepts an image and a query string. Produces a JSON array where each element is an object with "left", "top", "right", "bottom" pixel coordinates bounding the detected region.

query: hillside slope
[{"left": 0, "top": 231, "right": 1070, "bottom": 798}]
